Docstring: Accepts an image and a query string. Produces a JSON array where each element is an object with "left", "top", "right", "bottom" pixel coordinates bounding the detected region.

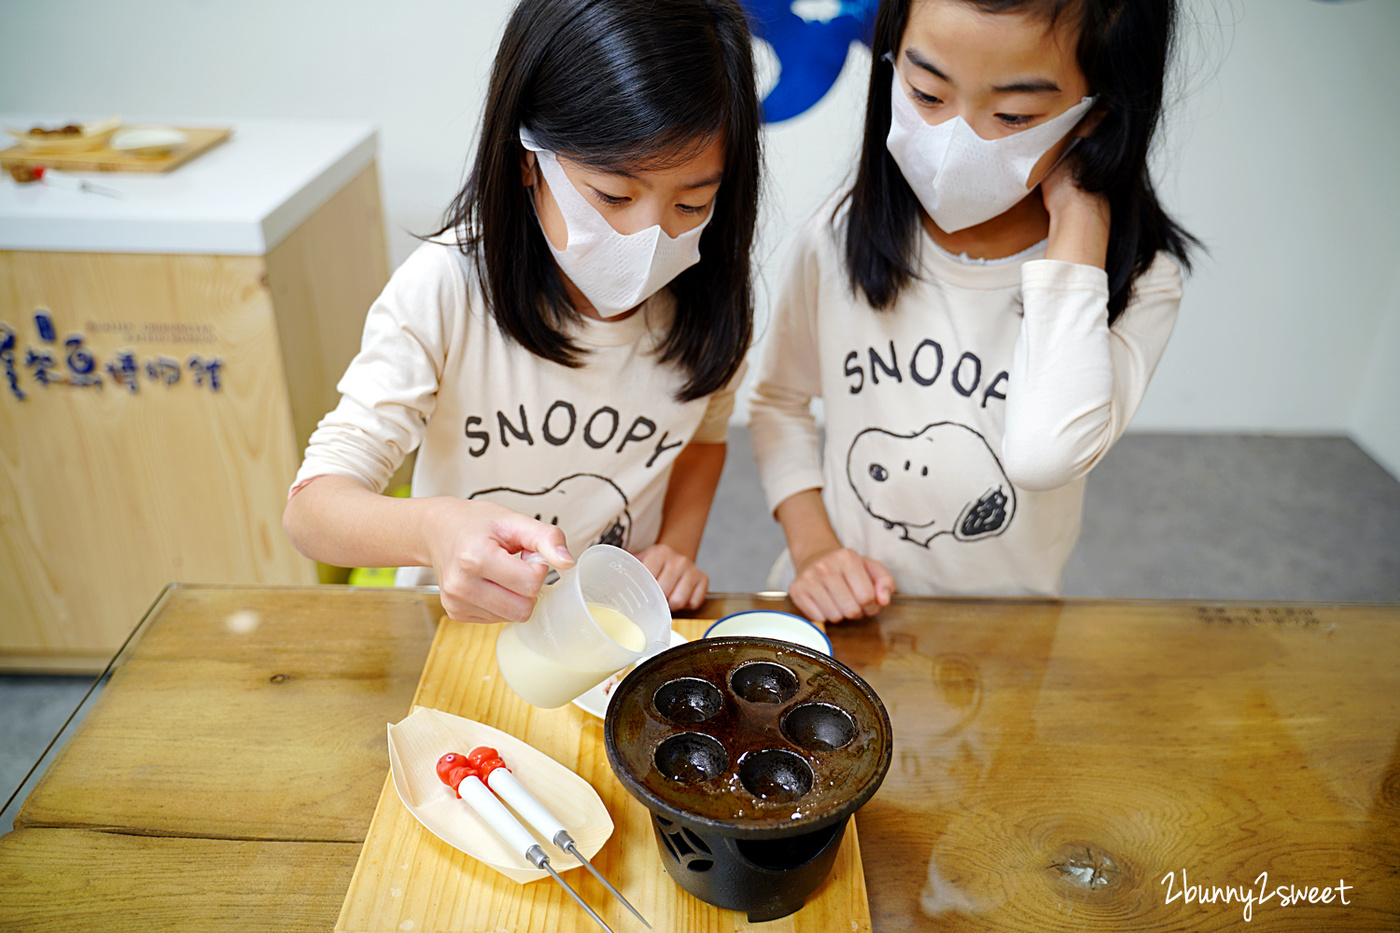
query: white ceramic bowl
[
  {"left": 571, "top": 628, "right": 689, "bottom": 719},
  {"left": 703, "top": 610, "right": 832, "bottom": 655},
  {"left": 110, "top": 126, "right": 189, "bottom": 157}
]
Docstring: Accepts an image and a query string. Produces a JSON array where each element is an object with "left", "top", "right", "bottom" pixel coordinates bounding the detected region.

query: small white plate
[
  {"left": 571, "top": 628, "right": 689, "bottom": 719},
  {"left": 110, "top": 126, "right": 189, "bottom": 156},
  {"left": 704, "top": 610, "right": 832, "bottom": 655}
]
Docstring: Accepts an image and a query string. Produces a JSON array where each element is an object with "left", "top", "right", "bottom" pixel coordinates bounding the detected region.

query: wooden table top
[{"left": 2, "top": 585, "right": 1397, "bottom": 931}]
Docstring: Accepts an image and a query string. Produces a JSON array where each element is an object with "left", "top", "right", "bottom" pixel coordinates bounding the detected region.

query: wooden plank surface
[
  {"left": 826, "top": 598, "right": 1400, "bottom": 931},
  {"left": 0, "top": 248, "right": 316, "bottom": 666},
  {"left": 0, "top": 152, "right": 388, "bottom": 669},
  {"left": 0, "top": 828, "right": 361, "bottom": 931},
  {"left": 264, "top": 161, "right": 389, "bottom": 459},
  {"left": 14, "top": 585, "right": 437, "bottom": 840},
  {"left": 0, "top": 649, "right": 121, "bottom": 674},
  {"left": 1, "top": 126, "right": 231, "bottom": 173},
  {"left": 6, "top": 590, "right": 1398, "bottom": 932},
  {"left": 335, "top": 616, "right": 873, "bottom": 933}
]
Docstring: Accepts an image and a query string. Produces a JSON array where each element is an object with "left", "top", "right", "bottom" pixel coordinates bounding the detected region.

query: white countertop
[{"left": 0, "top": 117, "right": 378, "bottom": 254}]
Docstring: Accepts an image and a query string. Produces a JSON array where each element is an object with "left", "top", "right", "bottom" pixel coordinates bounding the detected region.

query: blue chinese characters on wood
[{"left": 0, "top": 309, "right": 224, "bottom": 401}]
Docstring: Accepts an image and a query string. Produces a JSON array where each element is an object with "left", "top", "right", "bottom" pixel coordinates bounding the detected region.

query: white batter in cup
[{"left": 495, "top": 544, "right": 672, "bottom": 708}]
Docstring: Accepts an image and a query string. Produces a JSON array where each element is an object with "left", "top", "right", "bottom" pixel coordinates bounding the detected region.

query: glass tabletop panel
[
  {"left": 1, "top": 582, "right": 444, "bottom": 835},
  {"left": 4, "top": 589, "right": 1398, "bottom": 930}
]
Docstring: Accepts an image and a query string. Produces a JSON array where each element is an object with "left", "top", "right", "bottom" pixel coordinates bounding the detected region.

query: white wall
[
  {"left": 1145, "top": 0, "right": 1400, "bottom": 447},
  {"left": 1351, "top": 266, "right": 1400, "bottom": 477},
  {"left": 0, "top": 0, "right": 520, "bottom": 264},
  {"left": 3, "top": 0, "right": 1397, "bottom": 472}
]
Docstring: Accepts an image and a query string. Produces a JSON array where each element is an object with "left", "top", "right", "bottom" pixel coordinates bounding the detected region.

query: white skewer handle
[
  {"left": 485, "top": 769, "right": 568, "bottom": 845},
  {"left": 457, "top": 775, "right": 539, "bottom": 858}
]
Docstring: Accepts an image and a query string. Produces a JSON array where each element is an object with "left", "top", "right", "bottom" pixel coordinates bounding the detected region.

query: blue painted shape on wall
[{"left": 743, "top": 0, "right": 879, "bottom": 123}]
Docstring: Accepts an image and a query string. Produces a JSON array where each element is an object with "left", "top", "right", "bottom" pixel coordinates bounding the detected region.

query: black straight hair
[
  {"left": 434, "top": 0, "right": 761, "bottom": 402},
  {"left": 844, "top": 0, "right": 1199, "bottom": 324}
]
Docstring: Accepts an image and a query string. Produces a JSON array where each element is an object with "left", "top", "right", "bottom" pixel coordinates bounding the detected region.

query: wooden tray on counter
[
  {"left": 335, "top": 616, "right": 872, "bottom": 933},
  {"left": 1, "top": 126, "right": 231, "bottom": 173}
]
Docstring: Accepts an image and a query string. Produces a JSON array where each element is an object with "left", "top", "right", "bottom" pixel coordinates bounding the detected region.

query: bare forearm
[
  {"left": 283, "top": 474, "right": 440, "bottom": 569},
  {"left": 285, "top": 475, "right": 574, "bottom": 624},
  {"left": 774, "top": 488, "right": 842, "bottom": 571},
  {"left": 655, "top": 442, "right": 726, "bottom": 560}
]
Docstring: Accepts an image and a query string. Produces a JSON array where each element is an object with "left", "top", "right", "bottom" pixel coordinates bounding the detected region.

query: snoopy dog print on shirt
[
  {"left": 846, "top": 422, "right": 1016, "bottom": 547},
  {"left": 469, "top": 473, "right": 634, "bottom": 550}
]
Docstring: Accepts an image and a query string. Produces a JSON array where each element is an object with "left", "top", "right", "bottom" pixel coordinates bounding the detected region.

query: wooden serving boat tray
[{"left": 335, "top": 616, "right": 872, "bottom": 933}]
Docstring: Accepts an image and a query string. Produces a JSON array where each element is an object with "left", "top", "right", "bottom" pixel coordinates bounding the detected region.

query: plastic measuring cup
[{"left": 495, "top": 544, "right": 673, "bottom": 708}]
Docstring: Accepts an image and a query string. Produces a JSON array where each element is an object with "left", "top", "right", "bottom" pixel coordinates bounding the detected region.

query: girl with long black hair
[
  {"left": 750, "top": 0, "right": 1197, "bottom": 621},
  {"left": 285, "top": 0, "right": 760, "bottom": 624}
]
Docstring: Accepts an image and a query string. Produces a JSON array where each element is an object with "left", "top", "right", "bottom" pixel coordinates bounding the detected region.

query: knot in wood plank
[{"left": 1046, "top": 844, "right": 1122, "bottom": 891}]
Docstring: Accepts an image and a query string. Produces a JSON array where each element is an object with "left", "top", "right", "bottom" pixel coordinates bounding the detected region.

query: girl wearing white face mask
[
  {"left": 283, "top": 0, "right": 760, "bottom": 624},
  {"left": 749, "top": 0, "right": 1199, "bottom": 622}
]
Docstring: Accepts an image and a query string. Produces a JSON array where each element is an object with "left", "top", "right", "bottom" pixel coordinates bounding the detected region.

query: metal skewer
[
  {"left": 437, "top": 752, "right": 617, "bottom": 933},
  {"left": 558, "top": 832, "right": 653, "bottom": 930},
  {"left": 31, "top": 166, "right": 125, "bottom": 198},
  {"left": 529, "top": 846, "right": 617, "bottom": 933},
  {"left": 465, "top": 746, "right": 653, "bottom": 929}
]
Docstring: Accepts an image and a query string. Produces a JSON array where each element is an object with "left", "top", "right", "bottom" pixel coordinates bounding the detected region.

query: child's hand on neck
[{"left": 1039, "top": 162, "right": 1110, "bottom": 269}]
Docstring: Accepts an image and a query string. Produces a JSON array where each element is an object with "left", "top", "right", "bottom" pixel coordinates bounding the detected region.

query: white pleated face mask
[
  {"left": 520, "top": 127, "right": 713, "bottom": 318},
  {"left": 885, "top": 73, "right": 1096, "bottom": 233}
]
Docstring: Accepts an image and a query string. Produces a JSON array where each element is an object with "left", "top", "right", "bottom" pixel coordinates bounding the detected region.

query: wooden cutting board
[
  {"left": 1, "top": 126, "right": 232, "bottom": 173},
  {"left": 335, "top": 616, "right": 873, "bottom": 933}
]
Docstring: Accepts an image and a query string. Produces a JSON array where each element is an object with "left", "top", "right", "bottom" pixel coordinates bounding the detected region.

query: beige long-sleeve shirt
[
  {"left": 294, "top": 238, "right": 736, "bottom": 584},
  {"left": 748, "top": 207, "right": 1181, "bottom": 597}
]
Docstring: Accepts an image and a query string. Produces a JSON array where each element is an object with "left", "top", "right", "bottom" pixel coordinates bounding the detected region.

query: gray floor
[
  {"left": 698, "top": 429, "right": 1400, "bottom": 602},
  {"left": 5, "top": 431, "right": 1400, "bottom": 832}
]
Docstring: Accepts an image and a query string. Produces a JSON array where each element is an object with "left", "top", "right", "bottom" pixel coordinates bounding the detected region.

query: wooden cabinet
[{"left": 0, "top": 120, "right": 390, "bottom": 671}]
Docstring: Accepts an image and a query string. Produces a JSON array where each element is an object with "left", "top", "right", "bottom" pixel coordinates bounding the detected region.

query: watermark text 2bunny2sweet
[{"left": 1162, "top": 870, "right": 1352, "bottom": 922}]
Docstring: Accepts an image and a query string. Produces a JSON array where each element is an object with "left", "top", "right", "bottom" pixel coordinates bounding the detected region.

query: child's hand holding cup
[{"left": 495, "top": 544, "right": 673, "bottom": 708}]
